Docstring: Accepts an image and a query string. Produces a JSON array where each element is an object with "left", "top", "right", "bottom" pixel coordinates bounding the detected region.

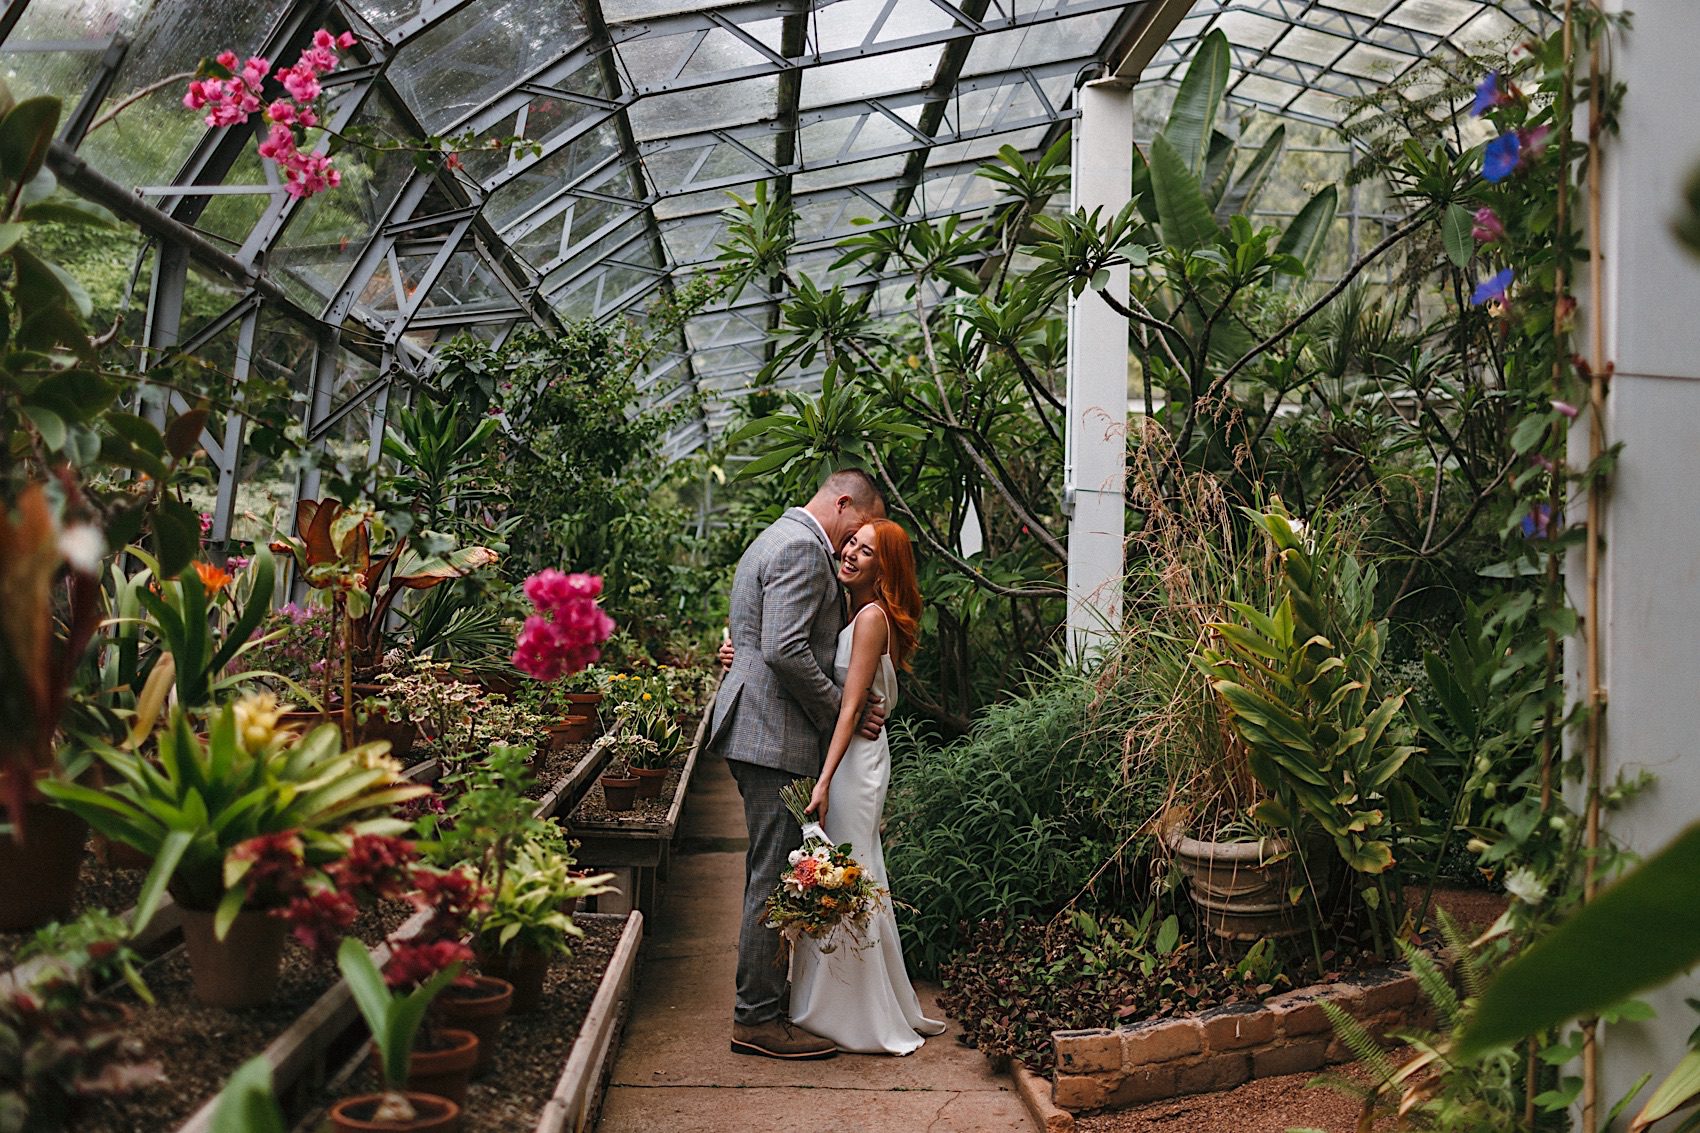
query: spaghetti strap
[{"left": 856, "top": 601, "right": 893, "bottom": 657}]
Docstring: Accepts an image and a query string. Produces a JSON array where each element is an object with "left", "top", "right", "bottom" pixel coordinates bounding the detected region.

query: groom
[{"left": 705, "top": 468, "right": 887, "bottom": 1061}]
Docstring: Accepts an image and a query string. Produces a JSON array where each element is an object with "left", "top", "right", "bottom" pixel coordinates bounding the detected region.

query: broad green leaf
[
  {"left": 1634, "top": 1051, "right": 1700, "bottom": 1133},
  {"left": 1458, "top": 821, "right": 1700, "bottom": 1059},
  {"left": 1163, "top": 29, "right": 1229, "bottom": 176},
  {"left": 1147, "top": 134, "right": 1220, "bottom": 251},
  {"left": 0, "top": 95, "right": 60, "bottom": 183},
  {"left": 1275, "top": 187, "right": 1338, "bottom": 279},
  {"left": 1217, "top": 125, "right": 1285, "bottom": 221},
  {"left": 209, "top": 1056, "right": 287, "bottom": 1133},
  {"left": 1442, "top": 204, "right": 1475, "bottom": 268},
  {"left": 133, "top": 828, "right": 191, "bottom": 935}
]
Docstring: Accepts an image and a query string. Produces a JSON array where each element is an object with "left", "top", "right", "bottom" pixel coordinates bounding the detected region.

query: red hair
[{"left": 867, "top": 519, "right": 921, "bottom": 670}]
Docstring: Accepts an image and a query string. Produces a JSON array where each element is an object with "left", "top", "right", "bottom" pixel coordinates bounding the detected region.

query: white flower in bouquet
[
  {"left": 811, "top": 846, "right": 832, "bottom": 863},
  {"left": 788, "top": 849, "right": 805, "bottom": 866}
]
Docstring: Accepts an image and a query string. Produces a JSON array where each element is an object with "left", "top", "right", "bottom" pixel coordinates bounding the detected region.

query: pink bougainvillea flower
[
  {"left": 337, "top": 31, "right": 358, "bottom": 49},
  {"left": 513, "top": 571, "right": 615, "bottom": 680},
  {"left": 215, "top": 50, "right": 238, "bottom": 71},
  {"left": 1471, "top": 206, "right": 1505, "bottom": 243},
  {"left": 266, "top": 99, "right": 296, "bottom": 125}
]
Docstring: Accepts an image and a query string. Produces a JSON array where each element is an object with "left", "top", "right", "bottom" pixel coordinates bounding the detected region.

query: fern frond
[
  {"left": 1398, "top": 940, "right": 1462, "bottom": 1030},
  {"left": 1435, "top": 908, "right": 1485, "bottom": 1001},
  {"left": 1322, "top": 1000, "right": 1400, "bottom": 1085}
]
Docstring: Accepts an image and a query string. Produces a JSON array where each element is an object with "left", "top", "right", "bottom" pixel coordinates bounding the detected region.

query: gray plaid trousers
[{"left": 727, "top": 757, "right": 806, "bottom": 1026}]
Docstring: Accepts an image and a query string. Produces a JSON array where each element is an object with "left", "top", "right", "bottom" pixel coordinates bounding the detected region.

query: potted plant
[
  {"left": 40, "top": 696, "right": 428, "bottom": 1006},
  {"left": 599, "top": 738, "right": 650, "bottom": 812},
  {"left": 332, "top": 938, "right": 464, "bottom": 1133},
  {"left": 622, "top": 711, "right": 674, "bottom": 800},
  {"left": 470, "top": 835, "right": 615, "bottom": 1012},
  {"left": 1194, "top": 505, "right": 1420, "bottom": 964}
]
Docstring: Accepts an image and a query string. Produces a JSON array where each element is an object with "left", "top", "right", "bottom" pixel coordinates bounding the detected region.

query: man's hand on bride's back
[{"left": 858, "top": 693, "right": 886, "bottom": 740}]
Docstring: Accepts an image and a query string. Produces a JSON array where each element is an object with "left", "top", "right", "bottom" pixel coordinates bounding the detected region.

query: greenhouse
[{"left": 2, "top": 0, "right": 1697, "bottom": 1130}]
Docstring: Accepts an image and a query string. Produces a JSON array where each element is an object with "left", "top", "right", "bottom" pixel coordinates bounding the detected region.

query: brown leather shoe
[{"left": 731, "top": 1018, "right": 838, "bottom": 1060}]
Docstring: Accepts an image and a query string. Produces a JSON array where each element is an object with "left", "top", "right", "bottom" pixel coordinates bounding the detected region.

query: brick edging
[
  {"left": 1051, "top": 966, "right": 1427, "bottom": 1112},
  {"left": 1012, "top": 1060, "right": 1075, "bottom": 1133}
]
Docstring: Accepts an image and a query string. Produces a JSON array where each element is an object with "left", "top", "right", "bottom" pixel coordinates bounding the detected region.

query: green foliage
[
  {"left": 337, "top": 937, "right": 461, "bottom": 1092},
  {"left": 938, "top": 910, "right": 1286, "bottom": 1073},
  {"left": 39, "top": 704, "right": 424, "bottom": 919},
  {"left": 884, "top": 666, "right": 1171, "bottom": 975},
  {"left": 207, "top": 1057, "right": 287, "bottom": 1133},
  {"left": 1459, "top": 821, "right": 1700, "bottom": 1059},
  {"left": 1196, "top": 506, "right": 1420, "bottom": 949}
]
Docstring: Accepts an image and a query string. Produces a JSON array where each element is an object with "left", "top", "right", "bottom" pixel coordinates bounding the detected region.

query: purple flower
[
  {"left": 1483, "top": 133, "right": 1521, "bottom": 182},
  {"left": 1471, "top": 72, "right": 1504, "bottom": 117},
  {"left": 1471, "top": 268, "right": 1514, "bottom": 306},
  {"left": 199, "top": 512, "right": 214, "bottom": 535},
  {"left": 1471, "top": 207, "right": 1505, "bottom": 243},
  {"left": 1517, "top": 124, "right": 1551, "bottom": 158},
  {"left": 226, "top": 555, "right": 250, "bottom": 571},
  {"left": 1521, "top": 503, "right": 1557, "bottom": 540}
]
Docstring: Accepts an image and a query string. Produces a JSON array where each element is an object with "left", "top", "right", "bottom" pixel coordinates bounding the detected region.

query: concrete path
[{"left": 598, "top": 748, "right": 1034, "bottom": 1133}]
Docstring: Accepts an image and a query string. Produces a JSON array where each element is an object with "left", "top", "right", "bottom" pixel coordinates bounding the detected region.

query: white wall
[{"left": 1594, "top": 0, "right": 1700, "bottom": 1108}]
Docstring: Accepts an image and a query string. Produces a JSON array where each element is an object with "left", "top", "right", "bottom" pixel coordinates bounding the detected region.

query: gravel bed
[
  {"left": 1075, "top": 1064, "right": 1393, "bottom": 1133},
  {"left": 526, "top": 743, "right": 594, "bottom": 802},
  {"left": 0, "top": 844, "right": 147, "bottom": 970},
  {"left": 73, "top": 899, "right": 414, "bottom": 1132},
  {"left": 303, "top": 916, "right": 625, "bottom": 1130},
  {"left": 570, "top": 763, "right": 682, "bottom": 827}
]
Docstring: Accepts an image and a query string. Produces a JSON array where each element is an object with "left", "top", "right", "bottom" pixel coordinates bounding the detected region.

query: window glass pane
[{"left": 389, "top": 0, "right": 587, "bottom": 131}]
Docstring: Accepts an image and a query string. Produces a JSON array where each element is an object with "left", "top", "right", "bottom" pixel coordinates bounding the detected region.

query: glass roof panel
[{"left": 389, "top": 0, "right": 588, "bottom": 131}]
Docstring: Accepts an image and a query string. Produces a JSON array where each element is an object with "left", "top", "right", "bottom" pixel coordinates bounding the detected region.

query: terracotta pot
[
  {"left": 476, "top": 945, "right": 551, "bottom": 1014},
  {"left": 547, "top": 715, "right": 596, "bottom": 749},
  {"left": 90, "top": 831, "right": 151, "bottom": 871},
  {"left": 630, "top": 765, "right": 668, "bottom": 800},
  {"left": 428, "top": 975, "right": 512, "bottom": 1075},
  {"left": 371, "top": 1027, "right": 477, "bottom": 1106},
  {"left": 600, "top": 774, "right": 640, "bottom": 812},
  {"left": 357, "top": 712, "right": 419, "bottom": 758},
  {"left": 178, "top": 905, "right": 288, "bottom": 1008},
  {"left": 277, "top": 708, "right": 336, "bottom": 736},
  {"left": 564, "top": 692, "right": 603, "bottom": 727},
  {"left": 0, "top": 797, "right": 86, "bottom": 932},
  {"left": 329, "top": 1092, "right": 460, "bottom": 1132},
  {"left": 1166, "top": 833, "right": 1325, "bottom": 942}
]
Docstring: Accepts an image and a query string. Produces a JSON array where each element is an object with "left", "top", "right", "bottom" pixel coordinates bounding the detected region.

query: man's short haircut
[{"left": 820, "top": 467, "right": 886, "bottom": 514}]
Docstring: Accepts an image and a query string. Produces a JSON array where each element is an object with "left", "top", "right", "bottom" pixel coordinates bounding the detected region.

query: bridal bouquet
[{"left": 765, "top": 778, "right": 883, "bottom": 954}]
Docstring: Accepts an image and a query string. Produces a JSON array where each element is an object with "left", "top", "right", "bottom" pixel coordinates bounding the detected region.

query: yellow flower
[{"left": 641, "top": 692, "right": 652, "bottom": 701}]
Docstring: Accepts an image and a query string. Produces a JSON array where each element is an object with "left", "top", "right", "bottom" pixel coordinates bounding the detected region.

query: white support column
[
  {"left": 1590, "top": 0, "right": 1700, "bottom": 1107},
  {"left": 1064, "top": 78, "right": 1133, "bottom": 658}
]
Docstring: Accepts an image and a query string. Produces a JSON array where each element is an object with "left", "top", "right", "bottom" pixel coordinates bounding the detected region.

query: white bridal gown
[{"left": 789, "top": 611, "right": 946, "bottom": 1055}]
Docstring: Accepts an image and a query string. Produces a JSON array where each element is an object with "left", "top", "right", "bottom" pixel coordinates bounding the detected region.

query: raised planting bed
[
  {"left": 1049, "top": 965, "right": 1434, "bottom": 1112},
  {"left": 564, "top": 723, "right": 701, "bottom": 918},
  {"left": 72, "top": 900, "right": 422, "bottom": 1133},
  {"left": 12, "top": 747, "right": 609, "bottom": 1133},
  {"left": 292, "top": 911, "right": 644, "bottom": 1133}
]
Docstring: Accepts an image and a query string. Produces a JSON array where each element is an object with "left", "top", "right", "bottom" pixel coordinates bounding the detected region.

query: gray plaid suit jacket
[{"left": 706, "top": 507, "right": 845, "bottom": 776}]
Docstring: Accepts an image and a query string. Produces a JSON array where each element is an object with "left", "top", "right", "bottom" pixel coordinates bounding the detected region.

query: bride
[{"left": 791, "top": 518, "right": 945, "bottom": 1055}]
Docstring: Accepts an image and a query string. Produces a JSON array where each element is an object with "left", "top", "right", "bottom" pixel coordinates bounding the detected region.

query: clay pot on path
[
  {"left": 428, "top": 975, "right": 512, "bottom": 1075},
  {"left": 630, "top": 765, "right": 667, "bottom": 800},
  {"left": 476, "top": 945, "right": 551, "bottom": 1014},
  {"left": 0, "top": 796, "right": 87, "bottom": 932},
  {"left": 328, "top": 1092, "right": 460, "bottom": 1132},
  {"left": 178, "top": 906, "right": 289, "bottom": 1008}
]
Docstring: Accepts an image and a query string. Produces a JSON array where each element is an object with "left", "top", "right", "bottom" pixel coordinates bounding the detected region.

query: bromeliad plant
[
  {"left": 1195, "top": 506, "right": 1421, "bottom": 957},
  {"left": 39, "top": 694, "right": 426, "bottom": 931}
]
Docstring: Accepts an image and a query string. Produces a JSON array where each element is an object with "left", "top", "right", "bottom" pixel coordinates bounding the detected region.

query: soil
[
  {"left": 0, "top": 844, "right": 147, "bottom": 970},
  {"left": 1075, "top": 1063, "right": 1396, "bottom": 1133},
  {"left": 570, "top": 762, "right": 682, "bottom": 826},
  {"left": 72, "top": 899, "right": 414, "bottom": 1132},
  {"left": 299, "top": 915, "right": 625, "bottom": 1131},
  {"left": 526, "top": 743, "right": 593, "bottom": 804}
]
